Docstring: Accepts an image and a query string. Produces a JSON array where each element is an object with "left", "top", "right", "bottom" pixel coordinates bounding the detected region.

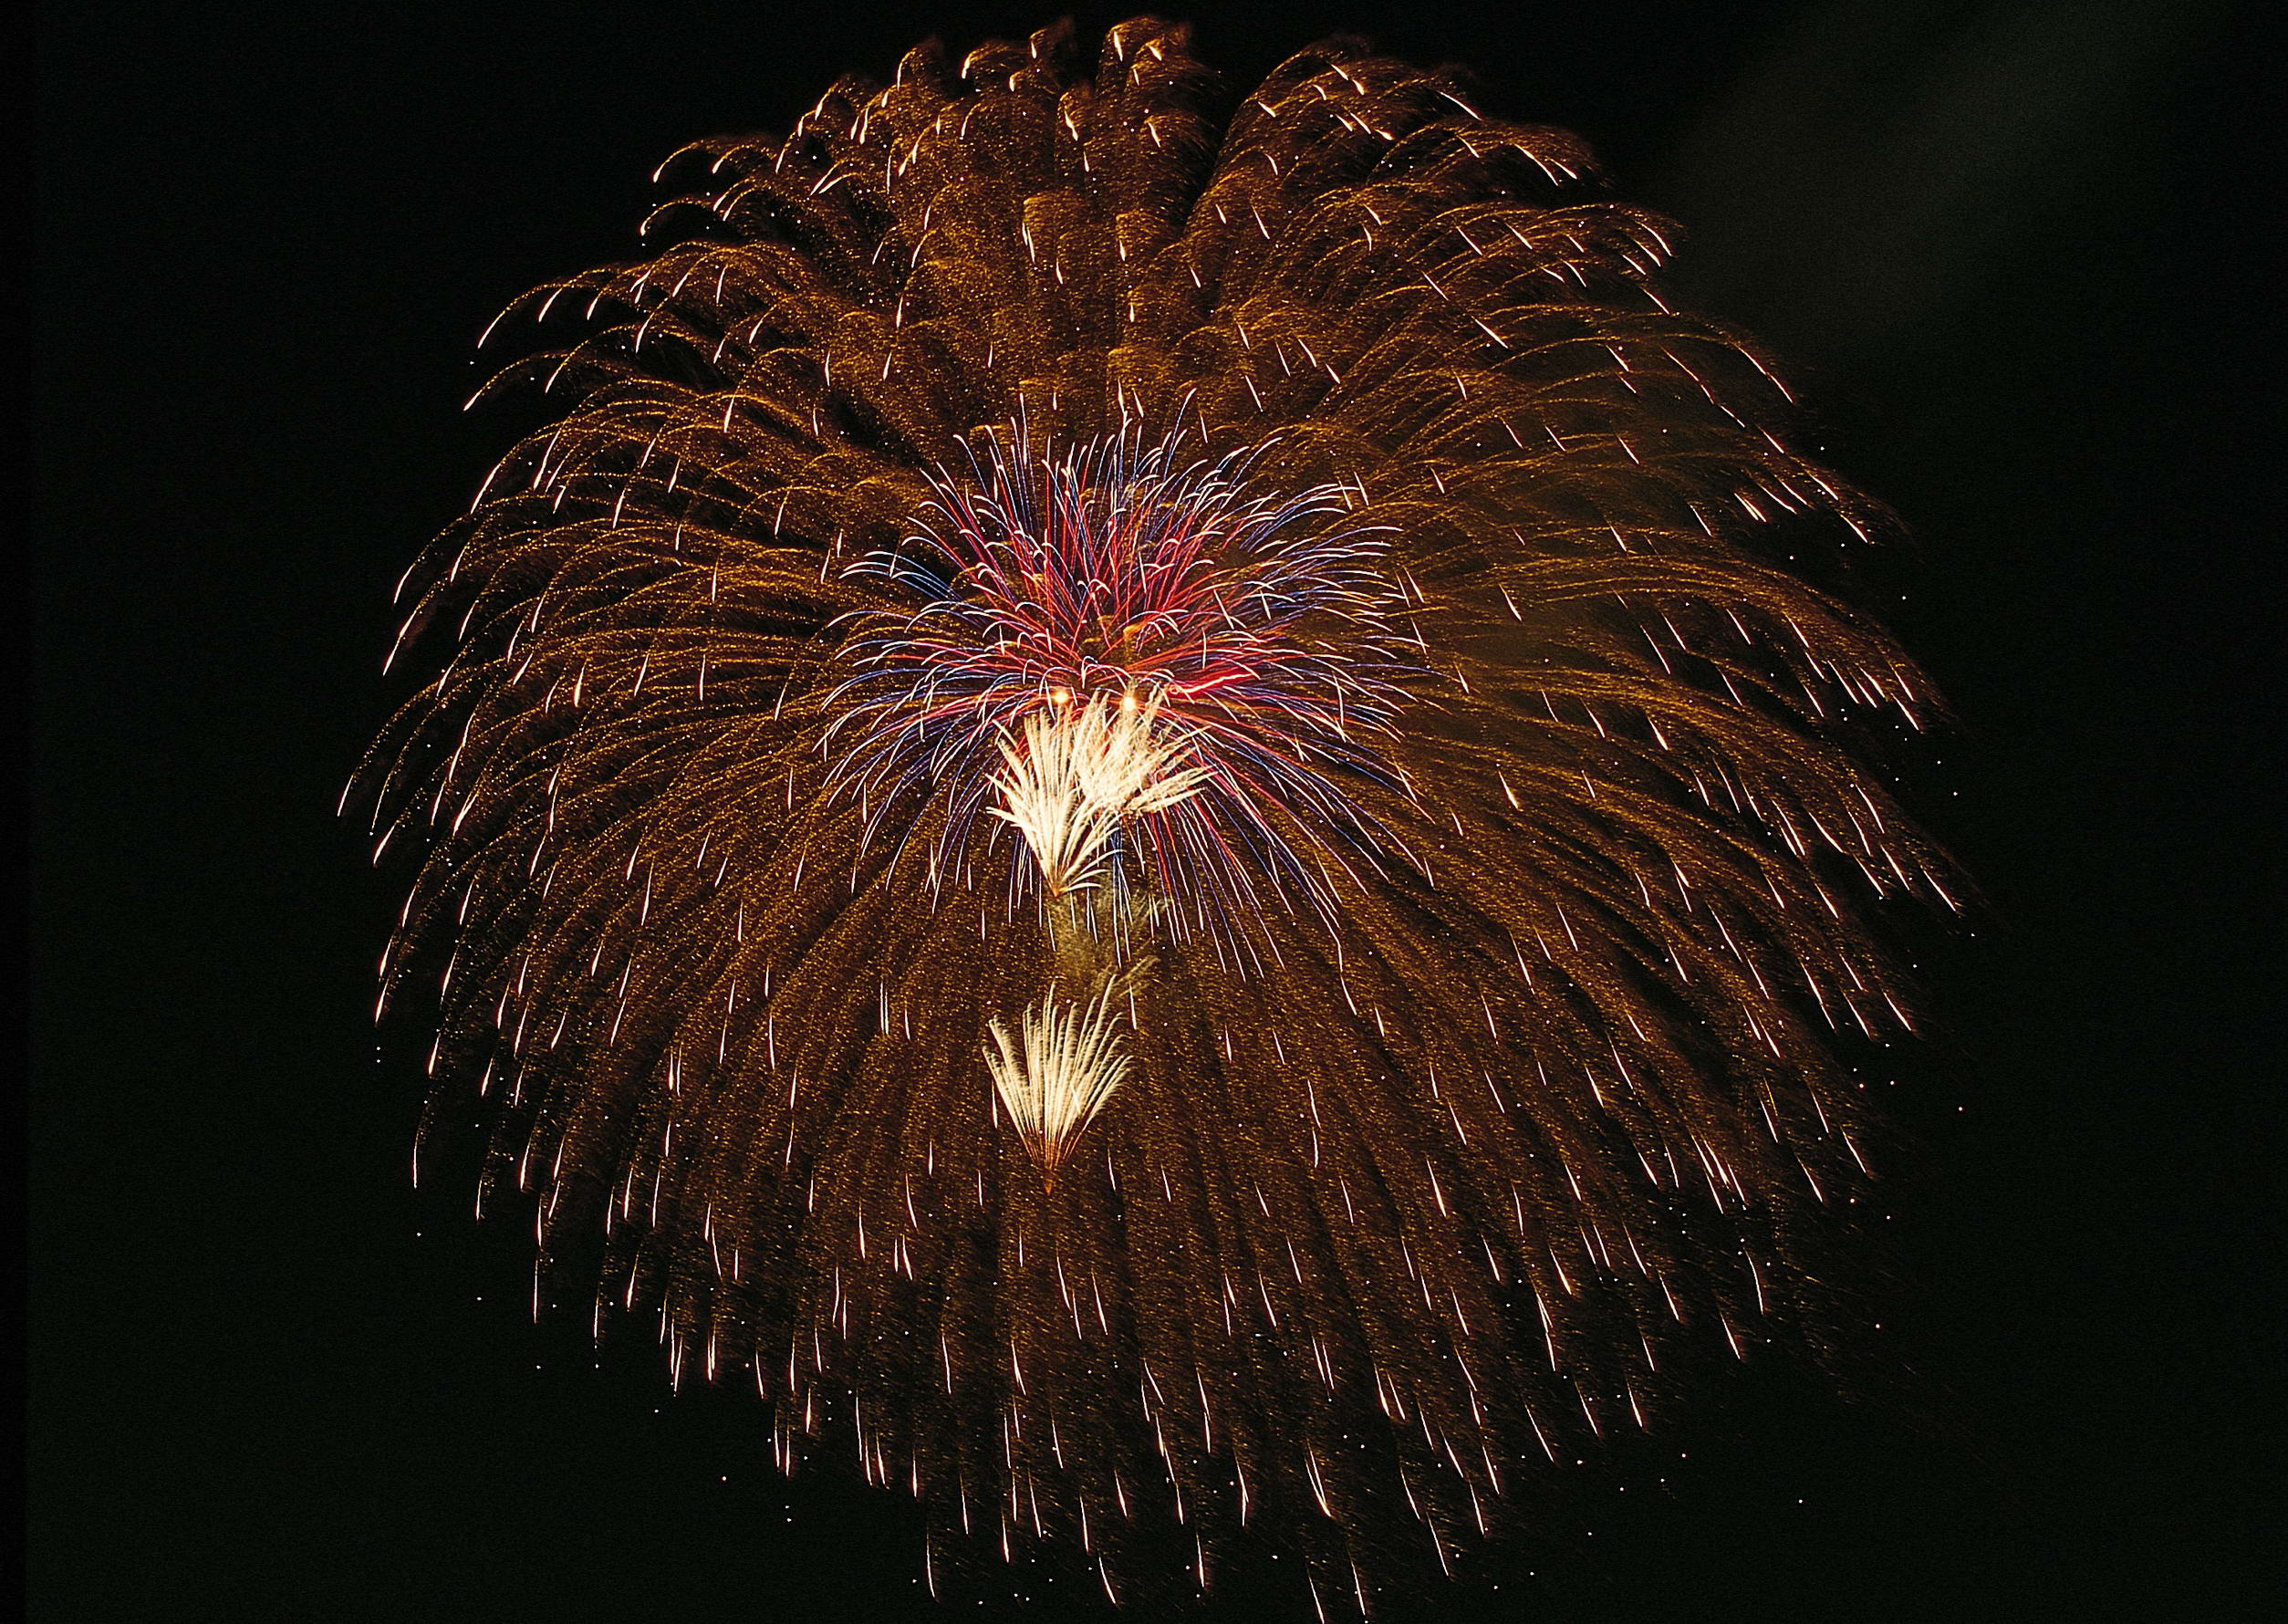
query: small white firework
[
  {"left": 983, "top": 980, "right": 1136, "bottom": 1172},
  {"left": 989, "top": 695, "right": 1209, "bottom": 896}
]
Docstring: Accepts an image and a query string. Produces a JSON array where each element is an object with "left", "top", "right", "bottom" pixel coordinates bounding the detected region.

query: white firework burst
[
  {"left": 983, "top": 980, "right": 1137, "bottom": 1172},
  {"left": 988, "top": 695, "right": 1209, "bottom": 897}
]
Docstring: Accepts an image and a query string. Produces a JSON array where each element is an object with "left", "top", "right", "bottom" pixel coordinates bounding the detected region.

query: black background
[{"left": 34, "top": 2, "right": 2279, "bottom": 1619}]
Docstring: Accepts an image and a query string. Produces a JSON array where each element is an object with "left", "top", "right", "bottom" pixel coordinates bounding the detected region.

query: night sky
[{"left": 34, "top": 2, "right": 2277, "bottom": 1619}]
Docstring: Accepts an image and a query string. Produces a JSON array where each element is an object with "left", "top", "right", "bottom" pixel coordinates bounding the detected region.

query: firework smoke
[{"left": 359, "top": 16, "right": 1954, "bottom": 1609}]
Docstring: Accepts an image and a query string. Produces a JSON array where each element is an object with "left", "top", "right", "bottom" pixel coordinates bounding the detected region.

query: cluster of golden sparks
[{"left": 359, "top": 17, "right": 1954, "bottom": 1613}]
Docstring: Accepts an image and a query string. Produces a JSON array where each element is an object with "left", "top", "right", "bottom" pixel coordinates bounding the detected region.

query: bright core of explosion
[{"left": 989, "top": 695, "right": 1209, "bottom": 897}]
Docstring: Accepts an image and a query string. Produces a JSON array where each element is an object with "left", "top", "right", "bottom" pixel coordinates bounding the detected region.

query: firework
[
  {"left": 359, "top": 17, "right": 1954, "bottom": 1609},
  {"left": 984, "top": 977, "right": 1136, "bottom": 1175}
]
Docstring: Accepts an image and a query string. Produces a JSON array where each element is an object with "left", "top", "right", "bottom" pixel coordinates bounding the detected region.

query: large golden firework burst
[{"left": 359, "top": 16, "right": 1956, "bottom": 1610}]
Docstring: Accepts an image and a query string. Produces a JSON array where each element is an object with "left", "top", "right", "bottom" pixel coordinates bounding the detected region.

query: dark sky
[{"left": 34, "top": 2, "right": 2277, "bottom": 1619}]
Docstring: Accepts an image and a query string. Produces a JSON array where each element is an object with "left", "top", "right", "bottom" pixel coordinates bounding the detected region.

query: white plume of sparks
[
  {"left": 990, "top": 694, "right": 1209, "bottom": 896},
  {"left": 985, "top": 980, "right": 1135, "bottom": 1172}
]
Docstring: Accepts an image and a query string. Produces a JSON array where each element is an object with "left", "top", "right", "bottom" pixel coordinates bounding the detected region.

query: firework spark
[
  {"left": 988, "top": 696, "right": 1207, "bottom": 898},
  {"left": 832, "top": 422, "right": 1412, "bottom": 932},
  {"left": 359, "top": 16, "right": 1954, "bottom": 1610},
  {"left": 984, "top": 979, "right": 1136, "bottom": 1174}
]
